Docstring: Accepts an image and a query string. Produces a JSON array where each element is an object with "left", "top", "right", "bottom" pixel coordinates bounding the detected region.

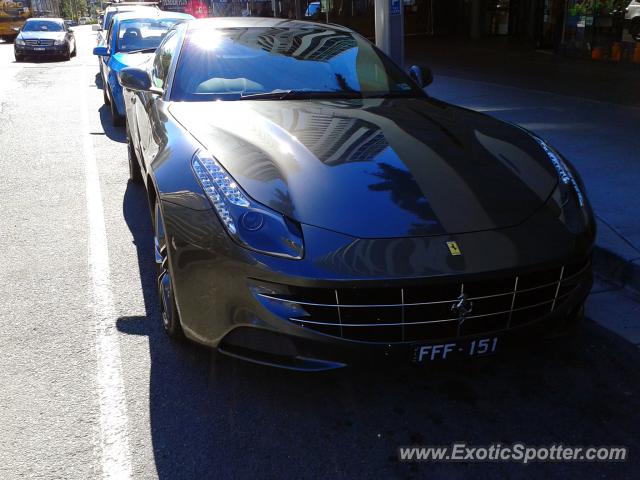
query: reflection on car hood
[
  {"left": 170, "top": 97, "right": 558, "bottom": 239},
  {"left": 18, "top": 31, "right": 66, "bottom": 41}
]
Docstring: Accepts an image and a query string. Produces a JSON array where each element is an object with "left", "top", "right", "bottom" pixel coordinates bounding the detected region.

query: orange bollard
[
  {"left": 633, "top": 44, "right": 640, "bottom": 64},
  {"left": 591, "top": 46, "right": 605, "bottom": 60},
  {"left": 611, "top": 42, "right": 622, "bottom": 62}
]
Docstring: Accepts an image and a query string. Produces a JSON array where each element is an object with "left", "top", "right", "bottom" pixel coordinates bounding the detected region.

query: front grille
[
  {"left": 257, "top": 260, "right": 590, "bottom": 343},
  {"left": 25, "top": 39, "right": 55, "bottom": 46}
]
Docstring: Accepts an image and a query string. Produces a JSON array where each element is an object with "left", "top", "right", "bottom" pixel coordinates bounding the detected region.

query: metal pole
[
  {"left": 375, "top": 0, "right": 404, "bottom": 66},
  {"left": 561, "top": 0, "right": 569, "bottom": 46}
]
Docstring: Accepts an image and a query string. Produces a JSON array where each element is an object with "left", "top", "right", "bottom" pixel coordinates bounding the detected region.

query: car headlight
[
  {"left": 533, "top": 137, "right": 585, "bottom": 208},
  {"left": 192, "top": 150, "right": 304, "bottom": 259},
  {"left": 533, "top": 137, "right": 594, "bottom": 234},
  {"left": 15, "top": 38, "right": 25, "bottom": 45},
  {"left": 54, "top": 39, "right": 66, "bottom": 46}
]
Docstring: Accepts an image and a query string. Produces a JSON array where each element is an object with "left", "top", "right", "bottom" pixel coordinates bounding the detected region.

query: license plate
[
  {"left": 414, "top": 337, "right": 499, "bottom": 362},
  {"left": 34, "top": 47, "right": 46, "bottom": 51}
]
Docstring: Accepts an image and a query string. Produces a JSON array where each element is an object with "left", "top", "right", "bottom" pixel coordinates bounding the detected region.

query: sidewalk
[
  {"left": 406, "top": 37, "right": 640, "bottom": 295},
  {"left": 406, "top": 36, "right": 640, "bottom": 106}
]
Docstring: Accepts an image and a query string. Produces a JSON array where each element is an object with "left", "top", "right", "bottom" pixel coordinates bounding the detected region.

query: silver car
[{"left": 626, "top": 0, "right": 640, "bottom": 39}]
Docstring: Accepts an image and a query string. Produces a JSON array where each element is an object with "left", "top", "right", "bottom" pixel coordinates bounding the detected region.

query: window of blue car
[
  {"left": 117, "top": 18, "right": 185, "bottom": 53},
  {"left": 103, "top": 11, "right": 116, "bottom": 31},
  {"left": 22, "top": 20, "right": 64, "bottom": 32},
  {"left": 170, "top": 26, "right": 424, "bottom": 101},
  {"left": 107, "top": 21, "right": 114, "bottom": 49}
]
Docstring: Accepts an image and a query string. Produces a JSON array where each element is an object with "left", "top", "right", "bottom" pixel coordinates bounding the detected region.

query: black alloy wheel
[
  {"left": 154, "top": 200, "right": 184, "bottom": 340},
  {"left": 126, "top": 121, "right": 143, "bottom": 184}
]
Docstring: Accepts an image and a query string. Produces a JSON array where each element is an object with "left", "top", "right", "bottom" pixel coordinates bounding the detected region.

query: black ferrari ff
[{"left": 118, "top": 18, "right": 595, "bottom": 370}]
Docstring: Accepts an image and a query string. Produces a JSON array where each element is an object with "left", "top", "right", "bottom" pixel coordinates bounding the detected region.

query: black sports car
[
  {"left": 119, "top": 18, "right": 595, "bottom": 370},
  {"left": 14, "top": 18, "right": 76, "bottom": 62}
]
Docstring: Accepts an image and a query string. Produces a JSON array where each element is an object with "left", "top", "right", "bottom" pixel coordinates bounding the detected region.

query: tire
[
  {"left": 72, "top": 44, "right": 77, "bottom": 57},
  {"left": 153, "top": 200, "right": 185, "bottom": 340},
  {"left": 14, "top": 54, "right": 23, "bottom": 62},
  {"left": 103, "top": 83, "right": 110, "bottom": 105},
  {"left": 109, "top": 88, "right": 125, "bottom": 127},
  {"left": 64, "top": 46, "right": 71, "bottom": 61},
  {"left": 126, "top": 121, "right": 143, "bottom": 184}
]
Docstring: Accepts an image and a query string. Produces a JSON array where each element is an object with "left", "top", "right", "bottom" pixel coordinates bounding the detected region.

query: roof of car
[
  {"left": 112, "top": 10, "right": 194, "bottom": 22},
  {"left": 26, "top": 17, "right": 64, "bottom": 23},
  {"left": 105, "top": 3, "right": 158, "bottom": 12},
  {"left": 186, "top": 17, "right": 353, "bottom": 33}
]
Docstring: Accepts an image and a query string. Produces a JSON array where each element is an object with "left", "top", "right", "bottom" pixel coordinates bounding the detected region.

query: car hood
[
  {"left": 18, "top": 31, "right": 66, "bottom": 41},
  {"left": 110, "top": 52, "right": 154, "bottom": 71},
  {"left": 170, "top": 97, "right": 558, "bottom": 239}
]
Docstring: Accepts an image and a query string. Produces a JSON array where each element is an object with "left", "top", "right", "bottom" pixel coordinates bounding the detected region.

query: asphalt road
[{"left": 0, "top": 27, "right": 639, "bottom": 479}]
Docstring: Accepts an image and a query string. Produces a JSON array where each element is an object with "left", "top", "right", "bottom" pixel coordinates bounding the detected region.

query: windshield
[
  {"left": 117, "top": 18, "right": 185, "bottom": 53},
  {"left": 171, "top": 26, "right": 425, "bottom": 102},
  {"left": 22, "top": 20, "right": 64, "bottom": 32},
  {"left": 104, "top": 7, "right": 148, "bottom": 29}
]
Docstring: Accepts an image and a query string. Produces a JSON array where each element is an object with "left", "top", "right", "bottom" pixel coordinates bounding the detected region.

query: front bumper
[
  {"left": 218, "top": 294, "right": 589, "bottom": 371},
  {"left": 15, "top": 44, "right": 67, "bottom": 56},
  {"left": 160, "top": 198, "right": 594, "bottom": 371}
]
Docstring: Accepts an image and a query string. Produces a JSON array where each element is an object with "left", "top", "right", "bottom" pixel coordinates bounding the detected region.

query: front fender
[
  {"left": 147, "top": 101, "right": 207, "bottom": 211},
  {"left": 107, "top": 71, "right": 125, "bottom": 117}
]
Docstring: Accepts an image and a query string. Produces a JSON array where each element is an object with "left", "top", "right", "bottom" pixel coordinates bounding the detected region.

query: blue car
[{"left": 93, "top": 10, "right": 193, "bottom": 126}]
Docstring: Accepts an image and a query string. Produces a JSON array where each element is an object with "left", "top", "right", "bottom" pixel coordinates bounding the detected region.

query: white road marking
[{"left": 80, "top": 65, "right": 133, "bottom": 480}]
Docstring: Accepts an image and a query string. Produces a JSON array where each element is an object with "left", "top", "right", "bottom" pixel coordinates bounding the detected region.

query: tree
[
  {"left": 60, "top": 0, "right": 73, "bottom": 19},
  {"left": 60, "top": 0, "right": 87, "bottom": 20}
]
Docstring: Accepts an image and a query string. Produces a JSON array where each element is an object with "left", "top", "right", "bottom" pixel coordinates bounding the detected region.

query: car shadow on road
[
  {"left": 15, "top": 57, "right": 67, "bottom": 64},
  {"left": 98, "top": 104, "right": 125, "bottom": 143},
  {"left": 117, "top": 183, "right": 640, "bottom": 479}
]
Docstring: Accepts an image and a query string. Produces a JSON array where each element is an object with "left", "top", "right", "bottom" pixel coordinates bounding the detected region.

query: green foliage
[
  {"left": 60, "top": 0, "right": 88, "bottom": 21},
  {"left": 60, "top": 0, "right": 73, "bottom": 19},
  {"left": 568, "top": 0, "right": 627, "bottom": 16}
]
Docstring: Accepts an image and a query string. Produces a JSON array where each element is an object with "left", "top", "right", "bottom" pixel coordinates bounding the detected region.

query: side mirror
[
  {"left": 12, "top": 27, "right": 20, "bottom": 32},
  {"left": 118, "top": 67, "right": 163, "bottom": 95},
  {"left": 68, "top": 28, "right": 75, "bottom": 33},
  {"left": 92, "top": 24, "right": 101, "bottom": 31},
  {"left": 93, "top": 46, "right": 109, "bottom": 56},
  {"left": 408, "top": 65, "right": 433, "bottom": 88}
]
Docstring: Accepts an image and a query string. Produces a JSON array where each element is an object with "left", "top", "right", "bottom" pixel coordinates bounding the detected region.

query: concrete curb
[{"left": 593, "top": 218, "right": 640, "bottom": 298}]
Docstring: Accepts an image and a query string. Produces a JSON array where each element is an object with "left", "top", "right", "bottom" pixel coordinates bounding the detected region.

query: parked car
[
  {"left": 14, "top": 18, "right": 76, "bottom": 61},
  {"left": 93, "top": 10, "right": 193, "bottom": 125},
  {"left": 626, "top": 0, "right": 640, "bottom": 39},
  {"left": 78, "top": 16, "right": 92, "bottom": 25},
  {"left": 94, "top": 3, "right": 160, "bottom": 91},
  {"left": 304, "top": 1, "right": 321, "bottom": 18},
  {"left": 119, "top": 18, "right": 595, "bottom": 371},
  {"left": 94, "top": 2, "right": 159, "bottom": 51}
]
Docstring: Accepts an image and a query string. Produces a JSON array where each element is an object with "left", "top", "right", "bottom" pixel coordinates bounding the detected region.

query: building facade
[{"left": 159, "top": 0, "right": 640, "bottom": 62}]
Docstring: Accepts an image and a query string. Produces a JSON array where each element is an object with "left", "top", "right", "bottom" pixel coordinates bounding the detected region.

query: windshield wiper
[
  {"left": 239, "top": 90, "right": 362, "bottom": 100},
  {"left": 125, "top": 47, "right": 157, "bottom": 54}
]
